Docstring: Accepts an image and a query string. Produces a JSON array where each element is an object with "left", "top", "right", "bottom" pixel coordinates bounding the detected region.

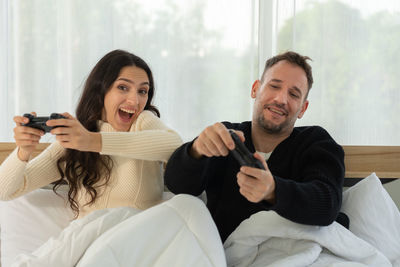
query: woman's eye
[
  {"left": 139, "top": 89, "right": 148, "bottom": 95},
  {"left": 118, "top": 85, "right": 128, "bottom": 91}
]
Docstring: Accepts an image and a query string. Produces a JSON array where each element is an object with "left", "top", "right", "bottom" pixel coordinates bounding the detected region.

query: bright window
[
  {"left": 260, "top": 0, "right": 400, "bottom": 145},
  {"left": 1, "top": 0, "right": 399, "bottom": 145}
]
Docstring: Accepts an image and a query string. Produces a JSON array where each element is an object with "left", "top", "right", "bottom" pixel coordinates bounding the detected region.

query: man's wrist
[
  {"left": 263, "top": 175, "right": 276, "bottom": 204},
  {"left": 263, "top": 192, "right": 276, "bottom": 204},
  {"left": 189, "top": 141, "right": 203, "bottom": 159}
]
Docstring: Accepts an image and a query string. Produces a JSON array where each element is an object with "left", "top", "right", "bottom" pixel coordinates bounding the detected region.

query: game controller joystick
[
  {"left": 22, "top": 113, "right": 66, "bottom": 133},
  {"left": 229, "top": 129, "right": 265, "bottom": 170}
]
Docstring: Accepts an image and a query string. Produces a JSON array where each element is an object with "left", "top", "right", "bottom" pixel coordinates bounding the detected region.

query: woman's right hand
[{"left": 13, "top": 112, "right": 44, "bottom": 161}]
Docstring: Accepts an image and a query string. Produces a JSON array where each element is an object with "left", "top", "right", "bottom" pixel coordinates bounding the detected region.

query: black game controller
[
  {"left": 22, "top": 113, "right": 66, "bottom": 133},
  {"left": 229, "top": 129, "right": 265, "bottom": 170}
]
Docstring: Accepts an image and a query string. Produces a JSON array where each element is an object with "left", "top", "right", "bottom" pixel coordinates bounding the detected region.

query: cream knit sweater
[{"left": 0, "top": 111, "right": 182, "bottom": 218}]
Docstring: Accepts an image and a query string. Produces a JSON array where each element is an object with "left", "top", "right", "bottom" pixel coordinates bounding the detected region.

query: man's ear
[
  {"left": 297, "top": 100, "right": 309, "bottom": 119},
  {"left": 251, "top": 80, "right": 260, "bottom": 99}
]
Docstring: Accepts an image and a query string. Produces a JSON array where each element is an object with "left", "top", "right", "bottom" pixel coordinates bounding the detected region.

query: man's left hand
[{"left": 236, "top": 152, "right": 276, "bottom": 203}]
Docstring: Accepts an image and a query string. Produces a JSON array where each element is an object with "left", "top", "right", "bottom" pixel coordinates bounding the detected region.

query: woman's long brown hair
[{"left": 52, "top": 50, "right": 160, "bottom": 217}]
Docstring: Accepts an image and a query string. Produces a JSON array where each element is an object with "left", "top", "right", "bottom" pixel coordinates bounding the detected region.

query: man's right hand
[
  {"left": 190, "top": 122, "right": 245, "bottom": 159},
  {"left": 13, "top": 112, "right": 44, "bottom": 162}
]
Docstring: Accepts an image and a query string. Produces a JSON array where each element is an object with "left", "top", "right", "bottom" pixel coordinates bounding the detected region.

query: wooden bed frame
[
  {"left": 342, "top": 145, "right": 400, "bottom": 186},
  {"left": 1, "top": 143, "right": 399, "bottom": 184}
]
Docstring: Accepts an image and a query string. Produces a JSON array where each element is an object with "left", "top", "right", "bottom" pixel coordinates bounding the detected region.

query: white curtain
[
  {"left": 1, "top": 0, "right": 399, "bottom": 145},
  {"left": 260, "top": 0, "right": 400, "bottom": 145},
  {"left": 0, "top": 0, "right": 258, "bottom": 142}
]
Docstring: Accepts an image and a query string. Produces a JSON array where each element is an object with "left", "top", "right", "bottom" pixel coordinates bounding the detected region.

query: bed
[{"left": 1, "top": 143, "right": 400, "bottom": 266}]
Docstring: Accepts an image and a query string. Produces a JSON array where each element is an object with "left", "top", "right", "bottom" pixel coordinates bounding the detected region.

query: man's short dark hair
[{"left": 261, "top": 51, "right": 313, "bottom": 98}]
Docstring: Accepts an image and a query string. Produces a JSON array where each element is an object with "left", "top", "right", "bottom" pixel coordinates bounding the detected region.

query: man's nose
[{"left": 273, "top": 89, "right": 288, "bottom": 104}]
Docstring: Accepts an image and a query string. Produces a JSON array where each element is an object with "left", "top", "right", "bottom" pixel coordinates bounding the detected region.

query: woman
[
  {"left": 0, "top": 50, "right": 226, "bottom": 267},
  {"left": 0, "top": 49, "right": 182, "bottom": 219}
]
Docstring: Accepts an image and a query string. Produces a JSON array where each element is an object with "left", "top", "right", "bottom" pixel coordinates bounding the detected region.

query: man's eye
[
  {"left": 290, "top": 92, "right": 300, "bottom": 98},
  {"left": 270, "top": 85, "right": 279, "bottom": 89}
]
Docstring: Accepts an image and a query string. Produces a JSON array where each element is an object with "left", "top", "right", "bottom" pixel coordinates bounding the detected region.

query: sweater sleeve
[
  {"left": 266, "top": 127, "right": 345, "bottom": 226},
  {"left": 0, "top": 142, "right": 65, "bottom": 200},
  {"left": 100, "top": 111, "right": 182, "bottom": 162},
  {"left": 164, "top": 120, "right": 239, "bottom": 196},
  {"left": 164, "top": 140, "right": 210, "bottom": 196}
]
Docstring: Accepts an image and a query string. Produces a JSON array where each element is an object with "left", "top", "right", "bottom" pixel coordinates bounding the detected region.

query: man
[{"left": 164, "top": 51, "right": 347, "bottom": 242}]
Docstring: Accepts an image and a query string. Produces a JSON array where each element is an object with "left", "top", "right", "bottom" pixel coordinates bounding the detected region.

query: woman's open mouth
[{"left": 118, "top": 107, "right": 135, "bottom": 123}]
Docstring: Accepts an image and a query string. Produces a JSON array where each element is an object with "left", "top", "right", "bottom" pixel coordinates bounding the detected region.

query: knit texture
[
  {"left": 165, "top": 121, "right": 345, "bottom": 242},
  {"left": 0, "top": 111, "right": 182, "bottom": 218}
]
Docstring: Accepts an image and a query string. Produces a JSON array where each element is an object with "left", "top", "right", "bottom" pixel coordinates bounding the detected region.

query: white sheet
[
  {"left": 0, "top": 187, "right": 73, "bottom": 267},
  {"left": 224, "top": 211, "right": 392, "bottom": 267}
]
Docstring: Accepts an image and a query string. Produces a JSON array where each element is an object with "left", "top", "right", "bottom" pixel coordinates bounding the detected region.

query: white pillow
[
  {"left": 0, "top": 187, "right": 73, "bottom": 267},
  {"left": 341, "top": 172, "right": 400, "bottom": 262}
]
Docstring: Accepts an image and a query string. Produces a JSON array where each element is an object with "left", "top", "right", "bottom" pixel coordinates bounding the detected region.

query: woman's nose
[{"left": 126, "top": 92, "right": 139, "bottom": 105}]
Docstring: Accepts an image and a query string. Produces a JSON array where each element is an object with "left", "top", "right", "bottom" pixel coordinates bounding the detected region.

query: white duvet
[
  {"left": 11, "top": 194, "right": 226, "bottom": 267},
  {"left": 224, "top": 211, "right": 392, "bottom": 267},
  {"left": 10, "top": 195, "right": 395, "bottom": 267}
]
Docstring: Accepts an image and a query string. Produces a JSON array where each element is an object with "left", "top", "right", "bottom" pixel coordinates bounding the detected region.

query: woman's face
[{"left": 102, "top": 66, "right": 150, "bottom": 131}]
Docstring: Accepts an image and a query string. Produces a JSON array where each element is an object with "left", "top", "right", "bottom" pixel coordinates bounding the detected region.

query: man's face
[{"left": 252, "top": 60, "right": 309, "bottom": 135}]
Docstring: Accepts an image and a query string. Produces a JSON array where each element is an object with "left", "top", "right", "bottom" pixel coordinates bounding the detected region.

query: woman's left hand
[{"left": 47, "top": 112, "right": 102, "bottom": 152}]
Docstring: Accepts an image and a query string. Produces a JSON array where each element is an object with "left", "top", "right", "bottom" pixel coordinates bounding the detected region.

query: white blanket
[
  {"left": 12, "top": 194, "right": 226, "bottom": 267},
  {"left": 224, "top": 211, "right": 392, "bottom": 267},
  {"left": 77, "top": 194, "right": 226, "bottom": 267},
  {"left": 11, "top": 196, "right": 393, "bottom": 267}
]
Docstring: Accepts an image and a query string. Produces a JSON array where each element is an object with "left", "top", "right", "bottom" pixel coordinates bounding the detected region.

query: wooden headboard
[
  {"left": 0, "top": 143, "right": 50, "bottom": 163},
  {"left": 1, "top": 142, "right": 399, "bottom": 181},
  {"left": 343, "top": 146, "right": 400, "bottom": 186},
  {"left": 343, "top": 146, "right": 400, "bottom": 179}
]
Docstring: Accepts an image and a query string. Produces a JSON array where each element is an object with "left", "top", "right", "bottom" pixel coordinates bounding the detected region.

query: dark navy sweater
[{"left": 164, "top": 121, "right": 347, "bottom": 242}]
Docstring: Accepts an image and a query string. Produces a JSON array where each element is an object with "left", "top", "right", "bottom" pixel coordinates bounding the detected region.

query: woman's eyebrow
[{"left": 116, "top": 78, "right": 149, "bottom": 86}]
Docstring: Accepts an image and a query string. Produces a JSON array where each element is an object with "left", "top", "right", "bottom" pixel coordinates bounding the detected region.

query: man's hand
[
  {"left": 190, "top": 122, "right": 244, "bottom": 159},
  {"left": 47, "top": 112, "right": 102, "bottom": 152},
  {"left": 236, "top": 152, "right": 276, "bottom": 203}
]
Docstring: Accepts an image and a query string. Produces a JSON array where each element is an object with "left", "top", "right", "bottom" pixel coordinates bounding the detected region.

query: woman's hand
[
  {"left": 13, "top": 112, "right": 44, "bottom": 161},
  {"left": 47, "top": 112, "right": 102, "bottom": 153}
]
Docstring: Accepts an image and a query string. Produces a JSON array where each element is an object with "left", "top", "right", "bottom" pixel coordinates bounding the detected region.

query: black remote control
[
  {"left": 229, "top": 130, "right": 265, "bottom": 170},
  {"left": 22, "top": 113, "right": 66, "bottom": 133}
]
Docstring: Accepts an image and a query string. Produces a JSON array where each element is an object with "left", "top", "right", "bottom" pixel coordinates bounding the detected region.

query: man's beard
[{"left": 256, "top": 113, "right": 290, "bottom": 134}]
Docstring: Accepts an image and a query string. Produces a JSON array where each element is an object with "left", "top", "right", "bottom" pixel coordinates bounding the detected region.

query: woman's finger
[
  {"left": 13, "top": 116, "right": 29, "bottom": 125},
  {"left": 14, "top": 126, "right": 44, "bottom": 137},
  {"left": 15, "top": 133, "right": 42, "bottom": 141}
]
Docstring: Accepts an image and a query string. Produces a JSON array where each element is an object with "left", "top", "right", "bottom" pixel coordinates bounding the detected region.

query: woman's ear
[
  {"left": 101, "top": 107, "right": 107, "bottom": 122},
  {"left": 251, "top": 80, "right": 260, "bottom": 99}
]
